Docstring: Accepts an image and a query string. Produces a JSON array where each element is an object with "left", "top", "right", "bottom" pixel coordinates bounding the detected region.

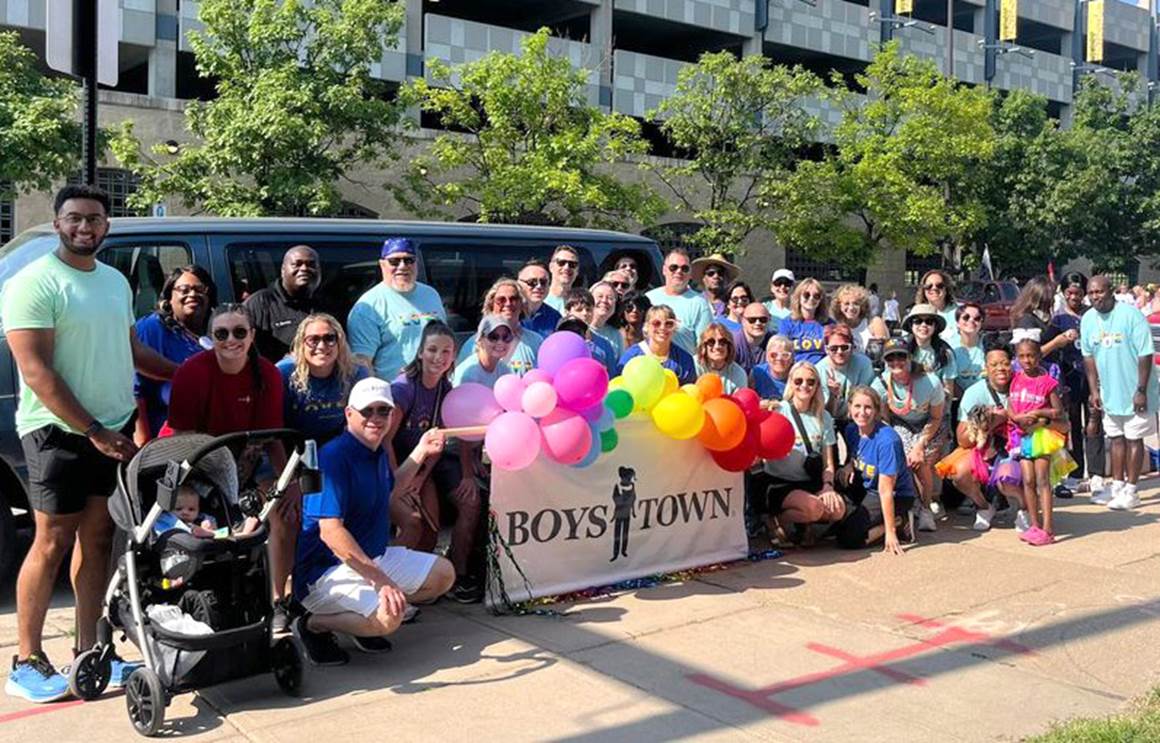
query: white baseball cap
[
  {"left": 348, "top": 377, "right": 394, "bottom": 411},
  {"left": 771, "top": 269, "right": 796, "bottom": 283}
]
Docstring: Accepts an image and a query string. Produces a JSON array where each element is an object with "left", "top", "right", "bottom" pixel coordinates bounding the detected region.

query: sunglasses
[
  {"left": 554, "top": 258, "right": 579, "bottom": 269},
  {"left": 648, "top": 319, "right": 676, "bottom": 330},
  {"left": 744, "top": 316, "right": 769, "bottom": 324},
  {"left": 212, "top": 326, "right": 250, "bottom": 342},
  {"left": 959, "top": 314, "right": 981, "bottom": 322},
  {"left": 913, "top": 317, "right": 937, "bottom": 327},
  {"left": 610, "top": 281, "right": 630, "bottom": 290},
  {"left": 521, "top": 277, "right": 549, "bottom": 289},
  {"left": 792, "top": 377, "right": 818, "bottom": 387},
  {"left": 773, "top": 279, "right": 794, "bottom": 288},
  {"left": 358, "top": 405, "right": 392, "bottom": 419},
  {"left": 729, "top": 296, "right": 751, "bottom": 305},
  {"left": 827, "top": 344, "right": 851, "bottom": 353},
  {"left": 771, "top": 351, "right": 793, "bottom": 360},
  {"left": 703, "top": 338, "right": 731, "bottom": 348},
  {"left": 486, "top": 330, "right": 514, "bottom": 343},
  {"left": 924, "top": 282, "right": 945, "bottom": 291},
  {"left": 494, "top": 295, "right": 520, "bottom": 306},
  {"left": 666, "top": 264, "right": 691, "bottom": 274},
  {"left": 386, "top": 256, "right": 416, "bottom": 267},
  {"left": 304, "top": 333, "right": 338, "bottom": 349},
  {"left": 704, "top": 268, "right": 725, "bottom": 278},
  {"left": 802, "top": 291, "right": 822, "bottom": 301},
  {"left": 173, "top": 283, "right": 208, "bottom": 296}
]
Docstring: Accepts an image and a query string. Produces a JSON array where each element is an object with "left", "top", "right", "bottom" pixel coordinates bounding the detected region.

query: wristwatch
[{"left": 83, "top": 420, "right": 105, "bottom": 438}]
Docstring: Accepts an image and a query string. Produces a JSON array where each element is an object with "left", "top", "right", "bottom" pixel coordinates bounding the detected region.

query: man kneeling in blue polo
[{"left": 293, "top": 377, "right": 455, "bottom": 665}]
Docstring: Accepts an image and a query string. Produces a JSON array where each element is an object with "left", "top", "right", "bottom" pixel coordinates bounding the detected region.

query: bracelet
[{"left": 83, "top": 420, "right": 104, "bottom": 438}]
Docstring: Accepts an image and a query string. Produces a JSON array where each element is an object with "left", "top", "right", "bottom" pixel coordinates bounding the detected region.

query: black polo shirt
[{"left": 244, "top": 281, "right": 317, "bottom": 361}]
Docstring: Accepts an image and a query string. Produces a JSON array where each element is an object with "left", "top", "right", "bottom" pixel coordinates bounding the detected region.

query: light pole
[{"left": 947, "top": 0, "right": 955, "bottom": 78}]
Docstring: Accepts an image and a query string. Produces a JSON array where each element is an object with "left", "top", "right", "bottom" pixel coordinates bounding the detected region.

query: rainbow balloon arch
[{"left": 443, "top": 331, "right": 797, "bottom": 471}]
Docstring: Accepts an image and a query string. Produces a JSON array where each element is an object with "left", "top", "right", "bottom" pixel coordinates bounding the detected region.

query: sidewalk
[{"left": 4, "top": 484, "right": 1160, "bottom": 742}]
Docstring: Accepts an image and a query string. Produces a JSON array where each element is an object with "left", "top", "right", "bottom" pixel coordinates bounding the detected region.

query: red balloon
[
  {"left": 711, "top": 427, "right": 760, "bottom": 472},
  {"left": 730, "top": 388, "right": 765, "bottom": 423},
  {"left": 698, "top": 398, "right": 747, "bottom": 451},
  {"left": 757, "top": 411, "right": 795, "bottom": 460}
]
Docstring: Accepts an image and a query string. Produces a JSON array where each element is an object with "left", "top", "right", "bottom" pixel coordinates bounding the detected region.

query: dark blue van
[{"left": 0, "top": 217, "right": 662, "bottom": 580}]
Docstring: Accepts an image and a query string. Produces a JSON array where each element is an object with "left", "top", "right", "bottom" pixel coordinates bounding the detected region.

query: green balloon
[
  {"left": 600, "top": 427, "right": 619, "bottom": 452},
  {"left": 605, "top": 389, "right": 634, "bottom": 419}
]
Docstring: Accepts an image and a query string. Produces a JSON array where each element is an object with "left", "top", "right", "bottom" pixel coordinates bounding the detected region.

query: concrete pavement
[{"left": 4, "top": 482, "right": 1160, "bottom": 742}]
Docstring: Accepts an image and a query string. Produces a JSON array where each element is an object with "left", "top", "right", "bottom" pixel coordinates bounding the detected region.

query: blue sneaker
[
  {"left": 5, "top": 654, "right": 70, "bottom": 703},
  {"left": 108, "top": 657, "right": 142, "bottom": 689}
]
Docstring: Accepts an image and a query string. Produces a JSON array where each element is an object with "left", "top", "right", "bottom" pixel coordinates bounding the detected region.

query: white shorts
[
  {"left": 301, "top": 546, "right": 438, "bottom": 617},
  {"left": 1103, "top": 413, "right": 1158, "bottom": 441}
]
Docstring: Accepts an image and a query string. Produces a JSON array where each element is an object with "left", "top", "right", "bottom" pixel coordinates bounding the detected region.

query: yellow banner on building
[
  {"left": 895, "top": 0, "right": 913, "bottom": 14},
  {"left": 1000, "top": 0, "right": 1018, "bottom": 42},
  {"left": 1087, "top": 0, "right": 1105, "bottom": 63}
]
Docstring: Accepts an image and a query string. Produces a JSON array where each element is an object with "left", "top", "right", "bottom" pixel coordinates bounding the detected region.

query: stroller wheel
[
  {"left": 68, "top": 648, "right": 111, "bottom": 700},
  {"left": 272, "top": 636, "right": 306, "bottom": 697},
  {"left": 125, "top": 667, "right": 166, "bottom": 737}
]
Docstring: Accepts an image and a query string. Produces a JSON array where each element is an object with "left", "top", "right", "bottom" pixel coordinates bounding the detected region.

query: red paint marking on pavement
[
  {"left": 896, "top": 613, "right": 1034, "bottom": 655},
  {"left": 0, "top": 699, "right": 85, "bottom": 725},
  {"left": 686, "top": 672, "right": 820, "bottom": 726},
  {"left": 806, "top": 643, "right": 927, "bottom": 686}
]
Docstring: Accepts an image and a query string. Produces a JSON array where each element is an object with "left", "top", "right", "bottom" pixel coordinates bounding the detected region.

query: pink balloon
[
  {"left": 442, "top": 383, "right": 503, "bottom": 441},
  {"left": 536, "top": 331, "right": 591, "bottom": 376},
  {"left": 554, "top": 358, "right": 609, "bottom": 412},
  {"left": 493, "top": 374, "right": 526, "bottom": 413},
  {"left": 523, "top": 369, "right": 554, "bottom": 386},
  {"left": 731, "top": 388, "right": 765, "bottom": 423},
  {"left": 522, "top": 381, "right": 558, "bottom": 418},
  {"left": 539, "top": 408, "right": 593, "bottom": 465},
  {"left": 485, "top": 412, "right": 541, "bottom": 470}
]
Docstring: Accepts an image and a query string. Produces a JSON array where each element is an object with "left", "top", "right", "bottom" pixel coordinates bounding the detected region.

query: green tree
[
  {"left": 396, "top": 28, "right": 661, "bottom": 228},
  {"left": 111, "top": 0, "right": 403, "bottom": 216},
  {"left": 647, "top": 52, "right": 823, "bottom": 254},
  {"left": 769, "top": 43, "right": 996, "bottom": 269},
  {"left": 0, "top": 31, "right": 85, "bottom": 198}
]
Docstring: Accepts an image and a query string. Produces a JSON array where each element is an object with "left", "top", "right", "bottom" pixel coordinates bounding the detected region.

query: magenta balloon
[
  {"left": 493, "top": 373, "right": 526, "bottom": 413},
  {"left": 442, "top": 383, "right": 503, "bottom": 441},
  {"left": 485, "top": 413, "right": 541, "bottom": 470},
  {"left": 536, "top": 331, "right": 591, "bottom": 376},
  {"left": 523, "top": 368, "right": 554, "bottom": 386},
  {"left": 554, "top": 358, "right": 610, "bottom": 411},
  {"left": 538, "top": 408, "right": 593, "bottom": 465},
  {"left": 521, "top": 381, "right": 558, "bottom": 418}
]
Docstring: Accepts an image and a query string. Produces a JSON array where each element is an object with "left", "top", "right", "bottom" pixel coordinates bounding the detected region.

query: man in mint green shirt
[
  {"left": 645, "top": 248, "right": 713, "bottom": 354},
  {"left": 1081, "top": 275, "right": 1160, "bottom": 510},
  {"left": 1, "top": 185, "right": 176, "bottom": 702},
  {"left": 348, "top": 238, "right": 447, "bottom": 380}
]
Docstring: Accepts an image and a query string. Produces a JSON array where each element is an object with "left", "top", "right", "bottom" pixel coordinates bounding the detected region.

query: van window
[{"left": 98, "top": 242, "right": 193, "bottom": 319}]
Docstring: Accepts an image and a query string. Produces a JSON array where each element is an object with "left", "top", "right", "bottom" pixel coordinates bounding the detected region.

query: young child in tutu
[{"left": 1007, "top": 338, "right": 1066, "bottom": 546}]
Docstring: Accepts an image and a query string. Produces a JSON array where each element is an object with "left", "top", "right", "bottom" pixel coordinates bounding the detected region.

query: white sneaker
[
  {"left": 1064, "top": 476, "right": 1080, "bottom": 489},
  {"left": 929, "top": 501, "right": 944, "bottom": 518},
  {"left": 917, "top": 506, "right": 938, "bottom": 532},
  {"left": 1091, "top": 477, "right": 1117, "bottom": 505},
  {"left": 1108, "top": 487, "right": 1141, "bottom": 511},
  {"left": 1015, "top": 510, "right": 1031, "bottom": 533},
  {"left": 973, "top": 503, "right": 997, "bottom": 532}
]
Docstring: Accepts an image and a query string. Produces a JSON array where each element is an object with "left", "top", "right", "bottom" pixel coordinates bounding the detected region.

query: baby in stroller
[{"left": 153, "top": 474, "right": 258, "bottom": 539}]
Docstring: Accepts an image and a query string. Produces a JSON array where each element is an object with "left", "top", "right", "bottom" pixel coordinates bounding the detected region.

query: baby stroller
[{"left": 67, "top": 429, "right": 320, "bottom": 736}]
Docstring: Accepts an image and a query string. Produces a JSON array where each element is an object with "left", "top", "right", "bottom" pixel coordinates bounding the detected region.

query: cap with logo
[
  {"left": 477, "top": 314, "right": 516, "bottom": 338},
  {"left": 771, "top": 268, "right": 796, "bottom": 283},
  {"left": 348, "top": 377, "right": 395, "bottom": 410}
]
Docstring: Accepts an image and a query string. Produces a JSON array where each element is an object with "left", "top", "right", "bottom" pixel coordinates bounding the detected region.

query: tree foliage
[
  {"left": 396, "top": 28, "right": 662, "bottom": 229},
  {"left": 111, "top": 0, "right": 404, "bottom": 216},
  {"left": 647, "top": 52, "right": 823, "bottom": 254},
  {"left": 0, "top": 31, "right": 86, "bottom": 198}
]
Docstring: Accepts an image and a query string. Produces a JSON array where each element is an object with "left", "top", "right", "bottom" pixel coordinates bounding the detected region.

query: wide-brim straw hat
[
  {"left": 690, "top": 253, "right": 741, "bottom": 284},
  {"left": 901, "top": 303, "right": 947, "bottom": 335}
]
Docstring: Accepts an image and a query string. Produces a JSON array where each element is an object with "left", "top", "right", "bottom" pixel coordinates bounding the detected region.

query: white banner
[{"left": 487, "top": 418, "right": 748, "bottom": 606}]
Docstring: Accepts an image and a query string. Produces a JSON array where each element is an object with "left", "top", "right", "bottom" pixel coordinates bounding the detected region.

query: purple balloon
[
  {"left": 536, "top": 331, "right": 591, "bottom": 376},
  {"left": 578, "top": 403, "right": 605, "bottom": 422},
  {"left": 442, "top": 383, "right": 503, "bottom": 440},
  {"left": 554, "top": 358, "right": 609, "bottom": 412}
]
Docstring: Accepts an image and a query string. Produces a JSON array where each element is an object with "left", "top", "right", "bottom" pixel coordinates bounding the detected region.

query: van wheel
[{"left": 0, "top": 490, "right": 16, "bottom": 587}]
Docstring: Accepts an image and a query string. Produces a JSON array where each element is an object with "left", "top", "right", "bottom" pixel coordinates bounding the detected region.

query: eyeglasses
[
  {"left": 704, "top": 268, "right": 724, "bottom": 278},
  {"left": 304, "top": 333, "right": 338, "bottom": 349},
  {"left": 610, "top": 281, "right": 630, "bottom": 290},
  {"left": 212, "top": 326, "right": 250, "bottom": 342},
  {"left": 386, "top": 256, "right": 416, "bottom": 267},
  {"left": 521, "top": 277, "right": 549, "bottom": 289},
  {"left": 666, "top": 264, "right": 691, "bottom": 274},
  {"left": 792, "top": 377, "right": 818, "bottom": 387},
  {"left": 959, "top": 314, "right": 981, "bottom": 323},
  {"left": 648, "top": 319, "right": 676, "bottom": 330},
  {"left": 924, "top": 282, "right": 946, "bottom": 291},
  {"left": 493, "top": 295, "right": 520, "bottom": 306},
  {"left": 173, "top": 283, "right": 208, "bottom": 296},
  {"left": 358, "top": 405, "right": 392, "bottom": 419},
  {"left": 773, "top": 279, "right": 794, "bottom": 288},
  {"left": 703, "top": 338, "right": 731, "bottom": 349},
  {"left": 59, "top": 213, "right": 107, "bottom": 227},
  {"left": 744, "top": 316, "right": 769, "bottom": 325},
  {"left": 802, "top": 291, "right": 822, "bottom": 301},
  {"left": 913, "top": 317, "right": 937, "bottom": 327},
  {"left": 827, "top": 344, "right": 851, "bottom": 353},
  {"left": 554, "top": 258, "right": 579, "bottom": 269},
  {"left": 728, "top": 296, "right": 751, "bottom": 306},
  {"left": 485, "top": 330, "right": 514, "bottom": 343}
]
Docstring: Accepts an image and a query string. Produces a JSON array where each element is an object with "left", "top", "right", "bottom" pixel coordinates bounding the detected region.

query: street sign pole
[{"left": 77, "top": 0, "right": 98, "bottom": 186}]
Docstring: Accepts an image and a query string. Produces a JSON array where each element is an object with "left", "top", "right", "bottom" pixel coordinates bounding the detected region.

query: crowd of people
[{"left": 4, "top": 184, "right": 1158, "bottom": 701}]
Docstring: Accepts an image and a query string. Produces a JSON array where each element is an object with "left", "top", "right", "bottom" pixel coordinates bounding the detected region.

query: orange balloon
[
  {"left": 696, "top": 373, "right": 724, "bottom": 401},
  {"left": 698, "top": 397, "right": 747, "bottom": 451}
]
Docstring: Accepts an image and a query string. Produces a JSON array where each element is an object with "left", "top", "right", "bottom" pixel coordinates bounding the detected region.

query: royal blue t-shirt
[
  {"left": 751, "top": 363, "right": 787, "bottom": 400},
  {"left": 277, "top": 360, "right": 369, "bottom": 446},
  {"left": 588, "top": 331, "right": 619, "bottom": 376},
  {"left": 843, "top": 421, "right": 917, "bottom": 501},
  {"left": 617, "top": 342, "right": 697, "bottom": 384},
  {"left": 294, "top": 430, "right": 394, "bottom": 599},
  {"left": 777, "top": 317, "right": 828, "bottom": 364},
  {"left": 134, "top": 313, "right": 206, "bottom": 436},
  {"left": 522, "top": 303, "right": 562, "bottom": 337}
]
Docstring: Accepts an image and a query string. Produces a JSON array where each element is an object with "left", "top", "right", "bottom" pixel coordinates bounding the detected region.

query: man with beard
[
  {"left": 2, "top": 185, "right": 178, "bottom": 702},
  {"left": 245, "top": 244, "right": 321, "bottom": 361}
]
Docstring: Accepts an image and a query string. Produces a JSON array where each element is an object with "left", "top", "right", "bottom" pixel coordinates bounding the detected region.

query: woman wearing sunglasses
[
  {"left": 453, "top": 315, "right": 516, "bottom": 388},
  {"left": 903, "top": 304, "right": 959, "bottom": 401},
  {"left": 613, "top": 290, "right": 652, "bottom": 352},
  {"left": 753, "top": 335, "right": 795, "bottom": 404},
  {"left": 133, "top": 264, "right": 217, "bottom": 444},
  {"left": 761, "top": 361, "right": 842, "bottom": 546},
  {"left": 871, "top": 338, "right": 946, "bottom": 534},
  {"left": 913, "top": 269, "right": 959, "bottom": 344},
  {"left": 695, "top": 324, "right": 748, "bottom": 394},
  {"left": 829, "top": 284, "right": 888, "bottom": 353},
  {"left": 617, "top": 305, "right": 697, "bottom": 384},
  {"left": 776, "top": 278, "right": 830, "bottom": 365},
  {"left": 457, "top": 278, "right": 543, "bottom": 377},
  {"left": 815, "top": 324, "right": 875, "bottom": 426},
  {"left": 719, "top": 280, "right": 754, "bottom": 334},
  {"left": 279, "top": 313, "right": 369, "bottom": 446},
  {"left": 590, "top": 280, "right": 624, "bottom": 360},
  {"left": 952, "top": 303, "right": 987, "bottom": 396}
]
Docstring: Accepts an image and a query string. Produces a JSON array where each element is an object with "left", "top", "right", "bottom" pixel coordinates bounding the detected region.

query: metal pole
[
  {"left": 946, "top": 0, "right": 955, "bottom": 77},
  {"left": 76, "top": 0, "right": 99, "bottom": 186}
]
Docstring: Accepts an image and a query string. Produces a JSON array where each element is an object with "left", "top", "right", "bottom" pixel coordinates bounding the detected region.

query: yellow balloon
[
  {"left": 623, "top": 355, "right": 666, "bottom": 411},
  {"left": 609, "top": 376, "right": 625, "bottom": 392},
  {"left": 661, "top": 369, "right": 679, "bottom": 398},
  {"left": 651, "top": 391, "right": 706, "bottom": 440},
  {"left": 681, "top": 383, "right": 704, "bottom": 403}
]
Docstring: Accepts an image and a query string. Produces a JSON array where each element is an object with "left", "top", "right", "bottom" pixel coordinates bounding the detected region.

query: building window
[
  {"left": 337, "top": 201, "right": 379, "bottom": 219},
  {"left": 785, "top": 248, "right": 865, "bottom": 285},
  {"left": 0, "top": 183, "right": 13, "bottom": 245},
  {"left": 905, "top": 250, "right": 942, "bottom": 287},
  {"left": 641, "top": 222, "right": 707, "bottom": 259},
  {"left": 68, "top": 169, "right": 144, "bottom": 217}
]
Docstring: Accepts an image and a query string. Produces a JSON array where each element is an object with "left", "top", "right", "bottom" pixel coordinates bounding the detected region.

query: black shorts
[
  {"left": 21, "top": 420, "right": 133, "bottom": 515},
  {"left": 835, "top": 492, "right": 916, "bottom": 549},
  {"left": 766, "top": 479, "right": 821, "bottom": 514}
]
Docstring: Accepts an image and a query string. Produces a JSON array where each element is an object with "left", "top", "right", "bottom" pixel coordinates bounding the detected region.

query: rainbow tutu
[
  {"left": 988, "top": 456, "right": 1023, "bottom": 489},
  {"left": 1020, "top": 428, "right": 1067, "bottom": 459}
]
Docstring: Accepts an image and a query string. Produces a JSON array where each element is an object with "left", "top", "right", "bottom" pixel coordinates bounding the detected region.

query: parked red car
[{"left": 959, "top": 280, "right": 1020, "bottom": 332}]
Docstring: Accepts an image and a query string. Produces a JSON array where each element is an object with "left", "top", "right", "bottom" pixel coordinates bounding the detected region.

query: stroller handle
[{"left": 185, "top": 428, "right": 308, "bottom": 465}]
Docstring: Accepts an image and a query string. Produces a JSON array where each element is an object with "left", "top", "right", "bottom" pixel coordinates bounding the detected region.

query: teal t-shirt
[
  {"left": 914, "top": 343, "right": 958, "bottom": 386},
  {"left": 347, "top": 282, "right": 446, "bottom": 380},
  {"left": 1080, "top": 302, "right": 1160, "bottom": 415},
  {"left": 763, "top": 402, "right": 835, "bottom": 482},
  {"left": 816, "top": 353, "right": 875, "bottom": 419},
  {"left": 544, "top": 294, "right": 565, "bottom": 313},
  {"left": 959, "top": 379, "right": 1008, "bottom": 422},
  {"left": 871, "top": 371, "right": 946, "bottom": 428},
  {"left": 694, "top": 361, "right": 749, "bottom": 395},
  {"left": 593, "top": 323, "right": 624, "bottom": 359},
  {"left": 457, "top": 328, "right": 543, "bottom": 377},
  {"left": 938, "top": 306, "right": 960, "bottom": 346},
  {"left": 1, "top": 253, "right": 136, "bottom": 437},
  {"left": 953, "top": 344, "right": 986, "bottom": 392},
  {"left": 646, "top": 287, "right": 713, "bottom": 354},
  {"left": 764, "top": 301, "right": 791, "bottom": 321},
  {"left": 452, "top": 356, "right": 512, "bottom": 388}
]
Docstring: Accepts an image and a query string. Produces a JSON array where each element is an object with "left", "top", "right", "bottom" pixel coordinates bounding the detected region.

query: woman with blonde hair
[
  {"left": 456, "top": 276, "right": 543, "bottom": 376},
  {"left": 830, "top": 283, "right": 888, "bottom": 352},
  {"left": 694, "top": 323, "right": 748, "bottom": 394},
  {"left": 278, "top": 313, "right": 369, "bottom": 445},
  {"left": 776, "top": 277, "right": 830, "bottom": 365},
  {"left": 617, "top": 304, "right": 696, "bottom": 384}
]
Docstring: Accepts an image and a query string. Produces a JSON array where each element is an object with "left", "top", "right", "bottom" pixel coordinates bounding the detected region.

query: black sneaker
[
  {"left": 350, "top": 635, "right": 393, "bottom": 654},
  {"left": 271, "top": 599, "right": 292, "bottom": 635},
  {"left": 448, "top": 580, "right": 483, "bottom": 604},
  {"left": 291, "top": 615, "right": 349, "bottom": 666}
]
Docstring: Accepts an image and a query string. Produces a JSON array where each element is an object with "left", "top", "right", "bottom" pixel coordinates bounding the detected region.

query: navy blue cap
[{"left": 381, "top": 237, "right": 418, "bottom": 258}]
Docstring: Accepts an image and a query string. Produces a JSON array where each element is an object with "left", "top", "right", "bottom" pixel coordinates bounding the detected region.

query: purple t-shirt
[{"left": 390, "top": 373, "right": 450, "bottom": 456}]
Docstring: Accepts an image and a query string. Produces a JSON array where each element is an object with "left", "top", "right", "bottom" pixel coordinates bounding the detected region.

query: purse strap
[{"left": 787, "top": 404, "right": 815, "bottom": 457}]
